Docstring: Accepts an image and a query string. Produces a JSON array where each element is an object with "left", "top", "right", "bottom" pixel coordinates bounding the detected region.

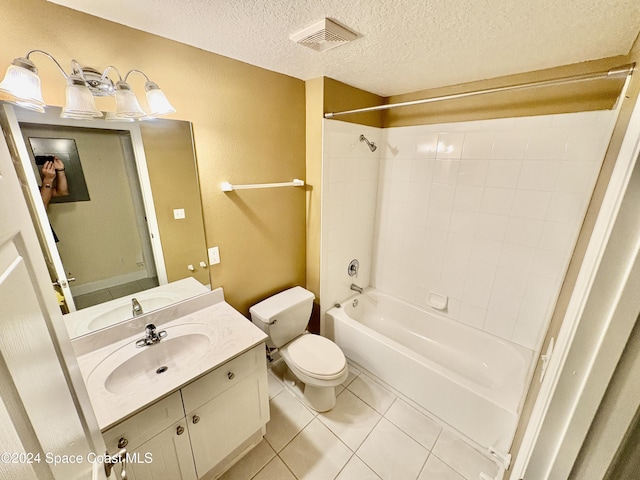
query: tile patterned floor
[{"left": 220, "top": 360, "right": 499, "bottom": 480}]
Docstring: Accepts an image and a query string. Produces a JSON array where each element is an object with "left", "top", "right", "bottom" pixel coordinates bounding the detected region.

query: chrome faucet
[
  {"left": 132, "top": 298, "right": 143, "bottom": 317},
  {"left": 350, "top": 284, "right": 364, "bottom": 294},
  {"left": 135, "top": 323, "right": 168, "bottom": 347}
]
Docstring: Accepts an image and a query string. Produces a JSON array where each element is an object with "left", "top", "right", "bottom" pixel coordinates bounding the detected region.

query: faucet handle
[{"left": 145, "top": 323, "right": 156, "bottom": 331}]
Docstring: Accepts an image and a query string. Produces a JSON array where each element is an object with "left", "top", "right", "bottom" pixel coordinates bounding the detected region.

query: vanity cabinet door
[
  {"left": 118, "top": 419, "right": 197, "bottom": 480},
  {"left": 186, "top": 371, "right": 269, "bottom": 477}
]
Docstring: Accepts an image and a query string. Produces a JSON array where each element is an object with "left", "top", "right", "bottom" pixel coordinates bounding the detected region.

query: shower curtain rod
[{"left": 324, "top": 63, "right": 635, "bottom": 119}]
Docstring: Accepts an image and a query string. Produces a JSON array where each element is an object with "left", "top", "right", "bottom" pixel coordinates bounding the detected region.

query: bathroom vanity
[{"left": 72, "top": 288, "right": 269, "bottom": 479}]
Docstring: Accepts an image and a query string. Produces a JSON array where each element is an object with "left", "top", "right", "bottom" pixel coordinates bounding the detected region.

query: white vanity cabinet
[
  {"left": 103, "top": 344, "right": 269, "bottom": 480},
  {"left": 103, "top": 391, "right": 196, "bottom": 480}
]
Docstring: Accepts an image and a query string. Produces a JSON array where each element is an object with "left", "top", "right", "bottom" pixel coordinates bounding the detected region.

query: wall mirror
[{"left": 0, "top": 105, "right": 210, "bottom": 339}]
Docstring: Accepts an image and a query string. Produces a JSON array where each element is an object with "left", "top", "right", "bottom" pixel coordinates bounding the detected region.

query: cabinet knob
[
  {"left": 176, "top": 425, "right": 185, "bottom": 435},
  {"left": 227, "top": 371, "right": 235, "bottom": 380},
  {"left": 117, "top": 437, "right": 128, "bottom": 449},
  {"left": 192, "top": 415, "right": 200, "bottom": 424}
]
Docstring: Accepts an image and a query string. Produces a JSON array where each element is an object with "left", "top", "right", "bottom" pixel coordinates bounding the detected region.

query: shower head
[{"left": 359, "top": 134, "right": 377, "bottom": 152}]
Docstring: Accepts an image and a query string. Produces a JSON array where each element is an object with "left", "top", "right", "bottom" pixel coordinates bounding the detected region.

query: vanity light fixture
[{"left": 0, "top": 50, "right": 175, "bottom": 120}]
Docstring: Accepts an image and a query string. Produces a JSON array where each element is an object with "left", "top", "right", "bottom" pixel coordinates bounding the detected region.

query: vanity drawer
[
  {"left": 103, "top": 391, "right": 184, "bottom": 451},
  {"left": 182, "top": 343, "right": 265, "bottom": 413}
]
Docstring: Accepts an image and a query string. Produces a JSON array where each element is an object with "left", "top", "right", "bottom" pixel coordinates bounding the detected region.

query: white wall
[
  {"left": 320, "top": 120, "right": 381, "bottom": 317},
  {"left": 322, "top": 111, "right": 616, "bottom": 352}
]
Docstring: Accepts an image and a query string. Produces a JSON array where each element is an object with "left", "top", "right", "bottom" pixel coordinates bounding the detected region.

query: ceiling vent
[{"left": 290, "top": 18, "right": 358, "bottom": 52}]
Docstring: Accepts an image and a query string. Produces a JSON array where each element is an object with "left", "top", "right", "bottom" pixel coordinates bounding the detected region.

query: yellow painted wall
[
  {"left": 139, "top": 120, "right": 209, "bottom": 286},
  {"left": 323, "top": 78, "right": 385, "bottom": 128},
  {"left": 1, "top": 0, "right": 306, "bottom": 315},
  {"left": 305, "top": 78, "right": 324, "bottom": 299}
]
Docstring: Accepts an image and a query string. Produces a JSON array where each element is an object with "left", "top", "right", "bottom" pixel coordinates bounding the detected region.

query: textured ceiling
[{"left": 48, "top": 0, "right": 640, "bottom": 97}]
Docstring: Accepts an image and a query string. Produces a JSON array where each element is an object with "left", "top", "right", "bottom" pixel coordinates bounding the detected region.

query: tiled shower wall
[
  {"left": 320, "top": 121, "right": 381, "bottom": 317},
  {"left": 321, "top": 111, "right": 616, "bottom": 351}
]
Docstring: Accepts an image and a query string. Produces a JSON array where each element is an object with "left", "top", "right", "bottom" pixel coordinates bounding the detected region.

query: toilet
[{"left": 250, "top": 286, "right": 348, "bottom": 412}]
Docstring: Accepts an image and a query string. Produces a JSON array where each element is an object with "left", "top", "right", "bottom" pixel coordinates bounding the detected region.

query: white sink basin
[
  {"left": 87, "top": 323, "right": 217, "bottom": 395},
  {"left": 74, "top": 290, "right": 269, "bottom": 430}
]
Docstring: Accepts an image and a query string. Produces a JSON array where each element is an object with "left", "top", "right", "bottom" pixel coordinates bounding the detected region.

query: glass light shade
[
  {"left": 0, "top": 61, "right": 46, "bottom": 113},
  {"left": 145, "top": 81, "right": 175, "bottom": 116},
  {"left": 60, "top": 76, "right": 103, "bottom": 119},
  {"left": 114, "top": 81, "right": 146, "bottom": 118},
  {"left": 104, "top": 111, "right": 135, "bottom": 122}
]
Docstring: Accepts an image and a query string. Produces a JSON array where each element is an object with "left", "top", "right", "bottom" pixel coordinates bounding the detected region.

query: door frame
[
  {"left": 511, "top": 73, "right": 640, "bottom": 478},
  {"left": 0, "top": 104, "right": 168, "bottom": 311}
]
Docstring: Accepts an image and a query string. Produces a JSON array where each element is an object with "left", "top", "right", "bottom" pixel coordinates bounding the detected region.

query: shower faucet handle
[{"left": 348, "top": 259, "right": 359, "bottom": 278}]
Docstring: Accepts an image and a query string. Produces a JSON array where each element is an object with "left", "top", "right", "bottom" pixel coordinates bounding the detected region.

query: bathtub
[{"left": 326, "top": 289, "right": 533, "bottom": 451}]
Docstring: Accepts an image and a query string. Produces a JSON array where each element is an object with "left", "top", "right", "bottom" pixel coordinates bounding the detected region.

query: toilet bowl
[
  {"left": 250, "top": 286, "right": 348, "bottom": 412},
  {"left": 279, "top": 333, "right": 348, "bottom": 411}
]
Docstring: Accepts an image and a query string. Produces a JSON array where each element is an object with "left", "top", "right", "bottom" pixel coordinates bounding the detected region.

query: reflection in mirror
[
  {"left": 21, "top": 123, "right": 161, "bottom": 306},
  {"left": 1, "top": 105, "right": 211, "bottom": 338}
]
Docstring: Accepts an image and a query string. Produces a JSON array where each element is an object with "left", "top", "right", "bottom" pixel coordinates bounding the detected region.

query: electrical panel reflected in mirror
[{"left": 28, "top": 136, "right": 90, "bottom": 203}]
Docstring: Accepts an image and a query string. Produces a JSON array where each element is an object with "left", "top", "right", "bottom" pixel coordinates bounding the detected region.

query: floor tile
[
  {"left": 432, "top": 429, "right": 497, "bottom": 480},
  {"left": 267, "top": 370, "right": 284, "bottom": 399},
  {"left": 418, "top": 454, "right": 465, "bottom": 480},
  {"left": 252, "top": 456, "right": 296, "bottom": 480},
  {"left": 269, "top": 358, "right": 289, "bottom": 382},
  {"left": 347, "top": 375, "right": 396, "bottom": 414},
  {"left": 218, "top": 440, "right": 275, "bottom": 480},
  {"left": 280, "top": 418, "right": 353, "bottom": 480},
  {"left": 336, "top": 455, "right": 381, "bottom": 480},
  {"left": 265, "top": 390, "right": 314, "bottom": 452},
  {"left": 343, "top": 363, "right": 361, "bottom": 387},
  {"left": 318, "top": 389, "right": 381, "bottom": 450},
  {"left": 357, "top": 418, "right": 429, "bottom": 480},
  {"left": 384, "top": 399, "right": 442, "bottom": 451}
]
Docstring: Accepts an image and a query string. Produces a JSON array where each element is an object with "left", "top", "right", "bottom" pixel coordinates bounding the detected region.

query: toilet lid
[{"left": 284, "top": 334, "right": 346, "bottom": 378}]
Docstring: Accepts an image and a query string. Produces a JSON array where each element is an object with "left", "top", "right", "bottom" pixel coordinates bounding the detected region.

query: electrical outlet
[
  {"left": 173, "top": 208, "right": 186, "bottom": 219},
  {"left": 208, "top": 246, "right": 220, "bottom": 265}
]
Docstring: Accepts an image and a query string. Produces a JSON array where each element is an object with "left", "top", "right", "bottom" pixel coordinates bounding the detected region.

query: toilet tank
[{"left": 249, "top": 286, "right": 315, "bottom": 348}]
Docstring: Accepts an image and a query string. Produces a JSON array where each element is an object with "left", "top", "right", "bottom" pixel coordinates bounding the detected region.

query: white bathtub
[{"left": 326, "top": 289, "right": 533, "bottom": 451}]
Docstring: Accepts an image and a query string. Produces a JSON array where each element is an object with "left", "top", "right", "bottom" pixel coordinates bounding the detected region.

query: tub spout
[{"left": 350, "top": 284, "right": 364, "bottom": 294}]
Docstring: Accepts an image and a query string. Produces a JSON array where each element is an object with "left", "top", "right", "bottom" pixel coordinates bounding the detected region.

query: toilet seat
[{"left": 280, "top": 334, "right": 347, "bottom": 382}]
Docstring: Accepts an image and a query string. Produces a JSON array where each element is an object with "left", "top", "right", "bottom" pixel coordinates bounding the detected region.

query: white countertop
[{"left": 74, "top": 289, "right": 267, "bottom": 430}]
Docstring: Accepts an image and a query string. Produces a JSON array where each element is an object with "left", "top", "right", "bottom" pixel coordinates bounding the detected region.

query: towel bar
[{"left": 221, "top": 178, "right": 304, "bottom": 192}]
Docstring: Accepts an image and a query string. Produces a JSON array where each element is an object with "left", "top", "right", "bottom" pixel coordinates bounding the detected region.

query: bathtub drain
[{"left": 156, "top": 366, "right": 168, "bottom": 374}]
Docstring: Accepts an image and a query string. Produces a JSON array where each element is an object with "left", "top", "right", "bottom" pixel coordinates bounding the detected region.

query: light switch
[
  {"left": 173, "top": 208, "right": 186, "bottom": 219},
  {"left": 208, "top": 246, "right": 220, "bottom": 265}
]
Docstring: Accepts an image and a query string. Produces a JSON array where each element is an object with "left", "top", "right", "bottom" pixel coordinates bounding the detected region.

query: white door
[
  {"left": 0, "top": 104, "right": 77, "bottom": 311},
  {"left": 0, "top": 113, "right": 107, "bottom": 479}
]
